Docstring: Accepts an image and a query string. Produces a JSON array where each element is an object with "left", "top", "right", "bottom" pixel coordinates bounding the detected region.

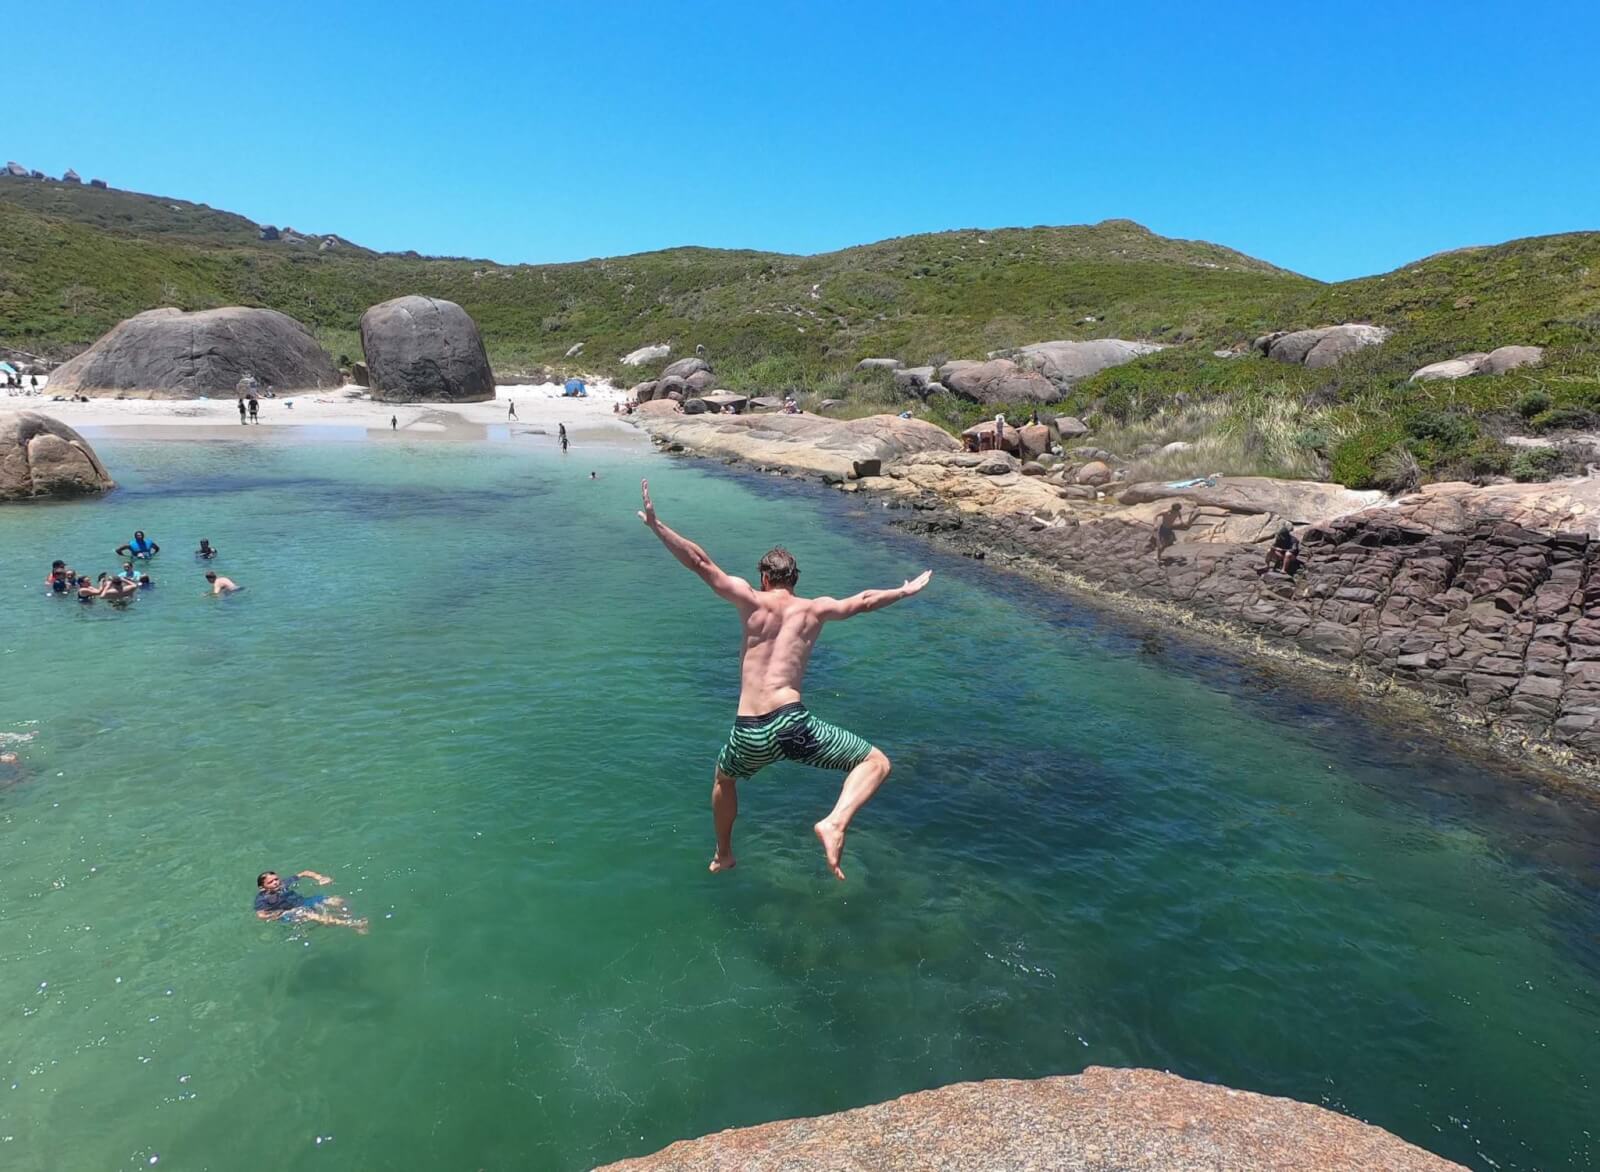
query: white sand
[{"left": 0, "top": 380, "right": 643, "bottom": 444}]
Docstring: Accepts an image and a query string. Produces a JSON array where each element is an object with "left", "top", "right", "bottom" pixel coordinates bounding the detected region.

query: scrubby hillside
[
  {"left": 0, "top": 177, "right": 1312, "bottom": 383},
  {"left": 3, "top": 174, "right": 1598, "bottom": 489}
]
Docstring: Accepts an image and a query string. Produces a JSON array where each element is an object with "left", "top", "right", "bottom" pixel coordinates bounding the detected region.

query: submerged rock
[
  {"left": 598, "top": 1067, "right": 1463, "bottom": 1171},
  {"left": 0, "top": 412, "right": 115, "bottom": 502},
  {"left": 47, "top": 307, "right": 340, "bottom": 398},
  {"left": 359, "top": 296, "right": 494, "bottom": 402}
]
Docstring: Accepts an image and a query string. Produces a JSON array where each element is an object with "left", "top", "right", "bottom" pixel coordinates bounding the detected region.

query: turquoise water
[{"left": 2, "top": 435, "right": 1597, "bottom": 1171}]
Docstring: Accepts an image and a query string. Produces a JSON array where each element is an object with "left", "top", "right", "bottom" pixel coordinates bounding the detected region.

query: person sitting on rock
[{"left": 1265, "top": 524, "right": 1302, "bottom": 575}]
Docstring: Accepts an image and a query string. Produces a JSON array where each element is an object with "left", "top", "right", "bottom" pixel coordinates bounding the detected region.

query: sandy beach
[{"left": 0, "top": 379, "right": 642, "bottom": 444}]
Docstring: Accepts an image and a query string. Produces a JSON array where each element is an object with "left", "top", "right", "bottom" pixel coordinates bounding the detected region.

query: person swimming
[
  {"left": 75, "top": 574, "right": 97, "bottom": 603},
  {"left": 205, "top": 571, "right": 241, "bottom": 595},
  {"left": 47, "top": 560, "right": 71, "bottom": 594},
  {"left": 254, "top": 870, "right": 367, "bottom": 933},
  {"left": 119, "top": 562, "right": 138, "bottom": 582},
  {"left": 116, "top": 531, "right": 159, "bottom": 559},
  {"left": 97, "top": 573, "right": 138, "bottom": 601},
  {"left": 196, "top": 539, "right": 217, "bottom": 560}
]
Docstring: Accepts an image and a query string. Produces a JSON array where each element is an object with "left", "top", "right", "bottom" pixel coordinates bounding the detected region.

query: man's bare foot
[
  {"left": 814, "top": 820, "right": 847, "bottom": 881},
  {"left": 709, "top": 852, "right": 737, "bottom": 873}
]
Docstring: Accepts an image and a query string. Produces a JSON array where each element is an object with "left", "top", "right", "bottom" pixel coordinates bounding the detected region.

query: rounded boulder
[
  {"left": 360, "top": 296, "right": 495, "bottom": 402},
  {"left": 46, "top": 307, "right": 340, "bottom": 398},
  {"left": 0, "top": 412, "right": 115, "bottom": 501}
]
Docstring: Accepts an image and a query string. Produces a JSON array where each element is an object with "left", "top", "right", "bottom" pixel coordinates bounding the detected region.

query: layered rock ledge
[
  {"left": 596, "top": 1067, "right": 1462, "bottom": 1171},
  {"left": 639, "top": 412, "right": 959, "bottom": 480}
]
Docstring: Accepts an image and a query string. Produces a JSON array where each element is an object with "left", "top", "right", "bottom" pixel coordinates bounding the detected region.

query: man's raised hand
[
  {"left": 902, "top": 569, "right": 934, "bottom": 596},
  {"left": 638, "top": 478, "right": 657, "bottom": 527}
]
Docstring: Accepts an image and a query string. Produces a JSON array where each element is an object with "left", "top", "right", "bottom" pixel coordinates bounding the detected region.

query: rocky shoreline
[{"left": 634, "top": 411, "right": 1600, "bottom": 785}]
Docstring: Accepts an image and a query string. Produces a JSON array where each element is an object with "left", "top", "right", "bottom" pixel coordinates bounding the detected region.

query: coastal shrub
[
  {"left": 1330, "top": 422, "right": 1405, "bottom": 488},
  {"left": 1530, "top": 406, "right": 1593, "bottom": 433},
  {"left": 1511, "top": 446, "right": 1564, "bottom": 482},
  {"left": 1374, "top": 446, "right": 1423, "bottom": 494},
  {"left": 1517, "top": 389, "right": 1552, "bottom": 419}
]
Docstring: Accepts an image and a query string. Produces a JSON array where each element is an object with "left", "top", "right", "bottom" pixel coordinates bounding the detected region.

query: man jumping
[{"left": 638, "top": 479, "right": 931, "bottom": 880}]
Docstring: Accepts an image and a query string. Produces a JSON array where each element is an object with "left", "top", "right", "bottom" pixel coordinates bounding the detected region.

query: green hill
[{"left": 2, "top": 175, "right": 1597, "bottom": 488}]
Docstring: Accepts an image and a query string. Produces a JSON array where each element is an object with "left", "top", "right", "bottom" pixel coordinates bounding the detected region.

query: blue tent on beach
[
  {"left": 0, "top": 362, "right": 16, "bottom": 376},
  {"left": 563, "top": 378, "right": 587, "bottom": 397}
]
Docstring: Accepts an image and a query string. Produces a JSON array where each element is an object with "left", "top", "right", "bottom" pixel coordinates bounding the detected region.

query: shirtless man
[
  {"left": 205, "top": 571, "right": 241, "bottom": 595},
  {"left": 639, "top": 479, "right": 932, "bottom": 879}
]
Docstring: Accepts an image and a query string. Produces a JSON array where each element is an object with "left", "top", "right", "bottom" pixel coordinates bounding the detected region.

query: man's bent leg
[
  {"left": 814, "top": 748, "right": 891, "bottom": 881},
  {"left": 710, "top": 768, "right": 739, "bottom": 873}
]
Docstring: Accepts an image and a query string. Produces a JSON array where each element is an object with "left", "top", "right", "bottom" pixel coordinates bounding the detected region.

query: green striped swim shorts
[{"left": 716, "top": 702, "right": 874, "bottom": 779}]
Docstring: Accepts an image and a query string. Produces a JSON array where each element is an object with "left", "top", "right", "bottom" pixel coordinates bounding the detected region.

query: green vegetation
[{"left": 2, "top": 176, "right": 1598, "bottom": 487}]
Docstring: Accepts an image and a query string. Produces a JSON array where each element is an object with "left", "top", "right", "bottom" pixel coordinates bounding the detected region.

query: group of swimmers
[{"left": 46, "top": 531, "right": 241, "bottom": 604}]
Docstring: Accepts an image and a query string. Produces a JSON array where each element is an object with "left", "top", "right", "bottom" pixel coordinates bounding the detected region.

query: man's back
[{"left": 738, "top": 591, "right": 826, "bottom": 714}]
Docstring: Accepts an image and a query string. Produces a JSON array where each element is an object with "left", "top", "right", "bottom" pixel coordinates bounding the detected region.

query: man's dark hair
[
  {"left": 758, "top": 547, "right": 799, "bottom": 588},
  {"left": 257, "top": 871, "right": 275, "bottom": 888},
  {"left": 52, "top": 560, "right": 65, "bottom": 570},
  {"left": 205, "top": 571, "right": 217, "bottom": 581}
]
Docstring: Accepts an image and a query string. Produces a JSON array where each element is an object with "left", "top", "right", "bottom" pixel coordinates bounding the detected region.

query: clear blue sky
[{"left": 7, "top": 0, "right": 1597, "bottom": 281}]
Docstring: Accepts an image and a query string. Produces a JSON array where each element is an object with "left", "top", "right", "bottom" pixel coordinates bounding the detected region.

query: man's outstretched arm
[
  {"left": 815, "top": 570, "right": 933, "bottom": 621},
  {"left": 638, "top": 480, "right": 758, "bottom": 606}
]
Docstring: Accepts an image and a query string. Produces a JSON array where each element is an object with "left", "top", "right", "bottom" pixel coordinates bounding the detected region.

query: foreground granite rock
[
  {"left": 0, "top": 412, "right": 115, "bottom": 501},
  {"left": 597, "top": 1068, "right": 1462, "bottom": 1171},
  {"left": 636, "top": 412, "right": 959, "bottom": 480},
  {"left": 47, "top": 307, "right": 340, "bottom": 398},
  {"left": 359, "top": 296, "right": 494, "bottom": 402}
]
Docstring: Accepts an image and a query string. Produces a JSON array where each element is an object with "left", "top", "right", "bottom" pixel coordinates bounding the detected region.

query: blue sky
[{"left": 7, "top": 0, "right": 1597, "bottom": 281}]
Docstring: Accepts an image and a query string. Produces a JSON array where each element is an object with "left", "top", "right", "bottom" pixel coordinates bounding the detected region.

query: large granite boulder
[
  {"left": 937, "top": 358, "right": 1057, "bottom": 404},
  {"left": 359, "top": 296, "right": 494, "bottom": 402},
  {"left": 1254, "top": 324, "right": 1391, "bottom": 368},
  {"left": 1120, "top": 475, "right": 1384, "bottom": 521},
  {"left": 661, "top": 356, "right": 710, "bottom": 380},
  {"left": 598, "top": 1068, "right": 1463, "bottom": 1171},
  {"left": 621, "top": 343, "right": 670, "bottom": 366},
  {"left": 1018, "top": 338, "right": 1164, "bottom": 392},
  {"left": 894, "top": 366, "right": 937, "bottom": 395},
  {"left": 634, "top": 412, "right": 959, "bottom": 480},
  {"left": 1410, "top": 345, "right": 1545, "bottom": 382},
  {"left": 1479, "top": 344, "right": 1544, "bottom": 375},
  {"left": 0, "top": 412, "right": 115, "bottom": 502},
  {"left": 47, "top": 307, "right": 340, "bottom": 398}
]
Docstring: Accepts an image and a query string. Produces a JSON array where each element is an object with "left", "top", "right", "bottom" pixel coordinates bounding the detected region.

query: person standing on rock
[
  {"left": 1150, "top": 503, "right": 1183, "bottom": 564},
  {"left": 391, "top": 415, "right": 397, "bottom": 431},
  {"left": 638, "top": 478, "right": 932, "bottom": 880},
  {"left": 993, "top": 413, "right": 1007, "bottom": 453}
]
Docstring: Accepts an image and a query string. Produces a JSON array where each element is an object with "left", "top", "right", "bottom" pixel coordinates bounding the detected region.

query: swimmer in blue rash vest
[
  {"left": 116, "top": 531, "right": 160, "bottom": 559},
  {"left": 254, "top": 870, "right": 368, "bottom": 933}
]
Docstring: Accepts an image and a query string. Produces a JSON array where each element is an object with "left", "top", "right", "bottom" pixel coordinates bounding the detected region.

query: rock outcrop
[
  {"left": 1410, "top": 345, "right": 1545, "bottom": 382},
  {"left": 47, "top": 307, "right": 340, "bottom": 398},
  {"left": 621, "top": 344, "right": 670, "bottom": 366},
  {"left": 598, "top": 1068, "right": 1462, "bottom": 1171},
  {"left": 1254, "top": 324, "right": 1391, "bottom": 368},
  {"left": 855, "top": 357, "right": 903, "bottom": 372},
  {"left": 0, "top": 412, "right": 115, "bottom": 502},
  {"left": 661, "top": 357, "right": 710, "bottom": 380},
  {"left": 359, "top": 296, "right": 494, "bottom": 402},
  {"left": 1119, "top": 476, "right": 1384, "bottom": 520},
  {"left": 635, "top": 412, "right": 959, "bottom": 481},
  {"left": 936, "top": 358, "right": 1057, "bottom": 404},
  {"left": 1016, "top": 339, "right": 1164, "bottom": 392}
]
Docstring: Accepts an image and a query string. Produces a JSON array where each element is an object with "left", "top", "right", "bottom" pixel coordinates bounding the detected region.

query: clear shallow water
[{"left": 1, "top": 437, "right": 1597, "bottom": 1171}]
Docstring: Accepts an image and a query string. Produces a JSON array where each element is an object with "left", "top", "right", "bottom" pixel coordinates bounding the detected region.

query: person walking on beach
[
  {"left": 238, "top": 397, "right": 247, "bottom": 424},
  {"left": 254, "top": 870, "right": 368, "bottom": 933},
  {"left": 507, "top": 400, "right": 517, "bottom": 421},
  {"left": 248, "top": 397, "right": 259, "bottom": 424},
  {"left": 638, "top": 478, "right": 932, "bottom": 880},
  {"left": 390, "top": 415, "right": 397, "bottom": 431},
  {"left": 558, "top": 422, "right": 569, "bottom": 452}
]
